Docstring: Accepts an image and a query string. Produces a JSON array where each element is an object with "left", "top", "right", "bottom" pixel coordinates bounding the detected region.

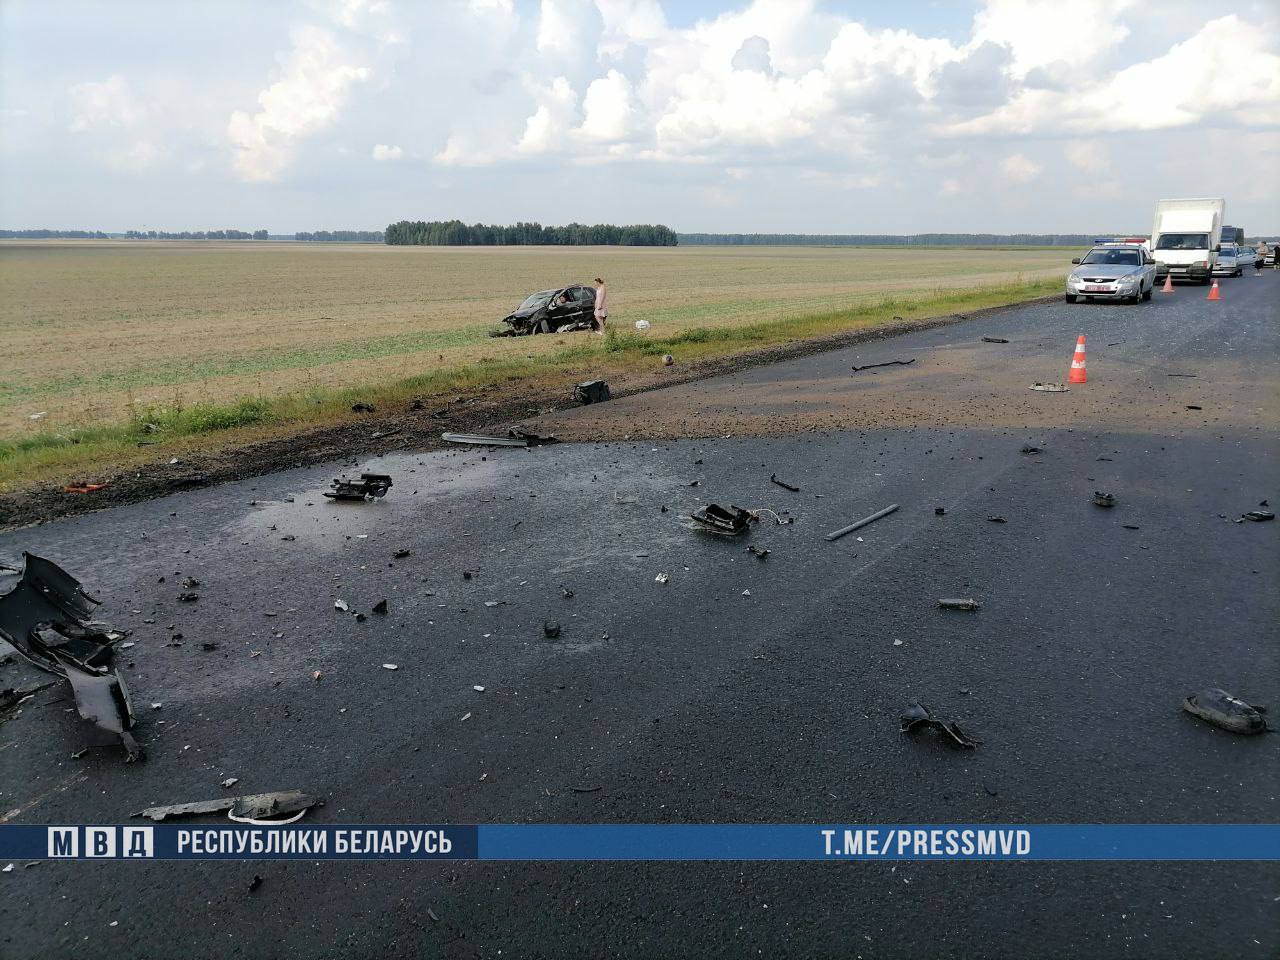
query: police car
[{"left": 1065, "top": 239, "right": 1158, "bottom": 304}]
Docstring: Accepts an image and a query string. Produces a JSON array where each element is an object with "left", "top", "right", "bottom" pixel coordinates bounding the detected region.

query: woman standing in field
[{"left": 592, "top": 277, "right": 608, "bottom": 335}]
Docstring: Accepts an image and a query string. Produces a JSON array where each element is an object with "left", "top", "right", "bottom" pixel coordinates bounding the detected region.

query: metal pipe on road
[{"left": 824, "top": 503, "right": 899, "bottom": 541}]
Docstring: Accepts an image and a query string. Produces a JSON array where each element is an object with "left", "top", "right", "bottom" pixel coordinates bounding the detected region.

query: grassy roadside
[{"left": 0, "top": 277, "right": 1059, "bottom": 492}]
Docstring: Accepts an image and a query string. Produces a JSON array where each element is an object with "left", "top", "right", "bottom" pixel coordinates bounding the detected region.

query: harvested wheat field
[{"left": 0, "top": 240, "right": 1069, "bottom": 437}]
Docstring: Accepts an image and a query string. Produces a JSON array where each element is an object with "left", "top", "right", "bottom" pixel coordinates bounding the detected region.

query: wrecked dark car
[{"left": 492, "top": 285, "right": 597, "bottom": 336}]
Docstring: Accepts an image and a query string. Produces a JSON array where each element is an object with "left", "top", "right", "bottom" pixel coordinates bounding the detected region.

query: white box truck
[{"left": 1150, "top": 198, "right": 1226, "bottom": 284}]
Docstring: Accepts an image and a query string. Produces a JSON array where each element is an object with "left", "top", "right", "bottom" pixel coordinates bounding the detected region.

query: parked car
[
  {"left": 1065, "top": 243, "right": 1158, "bottom": 303},
  {"left": 1212, "top": 244, "right": 1241, "bottom": 277},
  {"left": 492, "top": 284, "right": 597, "bottom": 336},
  {"left": 1236, "top": 245, "right": 1259, "bottom": 271}
]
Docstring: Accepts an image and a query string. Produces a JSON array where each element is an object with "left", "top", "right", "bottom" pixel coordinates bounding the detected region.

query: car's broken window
[{"left": 519, "top": 291, "right": 554, "bottom": 310}]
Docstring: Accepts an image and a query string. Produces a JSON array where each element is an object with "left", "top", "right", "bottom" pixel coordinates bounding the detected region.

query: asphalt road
[{"left": 2, "top": 273, "right": 1278, "bottom": 959}]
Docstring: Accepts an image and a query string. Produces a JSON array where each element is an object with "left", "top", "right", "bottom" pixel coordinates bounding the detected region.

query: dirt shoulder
[{"left": 0, "top": 298, "right": 1050, "bottom": 530}]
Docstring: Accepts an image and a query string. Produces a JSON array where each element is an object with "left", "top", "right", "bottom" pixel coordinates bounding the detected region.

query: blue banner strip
[{"left": 2, "top": 824, "right": 1278, "bottom": 861}]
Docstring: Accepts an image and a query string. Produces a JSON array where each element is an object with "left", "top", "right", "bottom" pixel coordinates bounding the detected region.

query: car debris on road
[
  {"left": 133, "top": 790, "right": 322, "bottom": 823},
  {"left": 441, "top": 429, "right": 558, "bottom": 448},
  {"left": 900, "top": 702, "right": 980, "bottom": 749},
  {"left": 1182, "top": 688, "right": 1269, "bottom": 735},
  {"left": 1093, "top": 491, "right": 1116, "bottom": 508},
  {"left": 981, "top": 337, "right": 1009, "bottom": 344},
  {"left": 937, "top": 598, "right": 982, "bottom": 611},
  {"left": 1029, "top": 383, "right": 1069, "bottom": 392},
  {"left": 690, "top": 504, "right": 754, "bottom": 535},
  {"left": 851, "top": 358, "right": 916, "bottom": 373},
  {"left": 324, "top": 473, "right": 393, "bottom": 501},
  {"left": 0, "top": 553, "right": 142, "bottom": 761},
  {"left": 825, "top": 503, "right": 899, "bottom": 541},
  {"left": 769, "top": 474, "right": 800, "bottom": 492}
]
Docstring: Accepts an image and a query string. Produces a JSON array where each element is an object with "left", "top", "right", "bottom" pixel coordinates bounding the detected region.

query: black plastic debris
[
  {"left": 934, "top": 507, "right": 946, "bottom": 516},
  {"left": 1182, "top": 688, "right": 1269, "bottom": 735},
  {"left": 900, "top": 702, "right": 980, "bottom": 749},
  {"left": 574, "top": 380, "right": 611, "bottom": 404},
  {"left": 543, "top": 621, "right": 561, "bottom": 639},
  {"left": 981, "top": 336, "right": 1009, "bottom": 344},
  {"left": 851, "top": 358, "right": 916, "bottom": 373},
  {"left": 1020, "top": 445, "right": 1042, "bottom": 454},
  {"left": 986, "top": 516, "right": 1007, "bottom": 523},
  {"left": 1093, "top": 491, "right": 1115, "bottom": 508},
  {"left": 938, "top": 598, "right": 981, "bottom": 611},
  {"left": 0, "top": 553, "right": 142, "bottom": 761},
  {"left": 133, "top": 790, "right": 322, "bottom": 823},
  {"left": 1242, "top": 510, "right": 1274, "bottom": 522},
  {"left": 393, "top": 549, "right": 412, "bottom": 559},
  {"left": 372, "top": 599, "right": 388, "bottom": 616},
  {"left": 324, "top": 473, "right": 393, "bottom": 501},
  {"left": 1, "top": 680, "right": 57, "bottom": 717},
  {"left": 248, "top": 875, "right": 264, "bottom": 893},
  {"left": 351, "top": 402, "right": 376, "bottom": 413},
  {"left": 690, "top": 503, "right": 753, "bottom": 535},
  {"left": 746, "top": 545, "right": 770, "bottom": 559},
  {"left": 770, "top": 474, "right": 800, "bottom": 492}
]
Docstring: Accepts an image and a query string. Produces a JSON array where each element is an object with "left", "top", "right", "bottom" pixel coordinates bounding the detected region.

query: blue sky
[{"left": 2, "top": 0, "right": 1277, "bottom": 234}]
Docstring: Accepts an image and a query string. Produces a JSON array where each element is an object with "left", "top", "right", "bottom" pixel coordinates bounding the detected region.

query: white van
[{"left": 1150, "top": 198, "right": 1225, "bottom": 285}]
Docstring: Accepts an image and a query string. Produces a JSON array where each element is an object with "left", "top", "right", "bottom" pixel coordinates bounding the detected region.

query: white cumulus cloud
[
  {"left": 227, "top": 25, "right": 371, "bottom": 181},
  {"left": 371, "top": 143, "right": 403, "bottom": 160},
  {"left": 1000, "top": 153, "right": 1040, "bottom": 183}
]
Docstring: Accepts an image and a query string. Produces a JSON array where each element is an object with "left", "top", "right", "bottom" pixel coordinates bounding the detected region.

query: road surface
[{"left": 2, "top": 273, "right": 1277, "bottom": 959}]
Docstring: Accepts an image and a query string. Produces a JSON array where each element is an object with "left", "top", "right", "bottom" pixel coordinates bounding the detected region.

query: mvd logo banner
[{"left": 1, "top": 825, "right": 1277, "bottom": 862}]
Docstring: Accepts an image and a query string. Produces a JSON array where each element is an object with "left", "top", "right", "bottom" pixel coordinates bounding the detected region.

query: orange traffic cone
[
  {"left": 1161, "top": 274, "right": 1174, "bottom": 293},
  {"left": 1207, "top": 280, "right": 1221, "bottom": 301},
  {"left": 1068, "top": 335, "right": 1087, "bottom": 384}
]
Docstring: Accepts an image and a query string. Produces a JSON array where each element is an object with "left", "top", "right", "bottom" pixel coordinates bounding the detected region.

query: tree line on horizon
[
  {"left": 384, "top": 220, "right": 679, "bottom": 246},
  {"left": 123, "top": 229, "right": 269, "bottom": 240},
  {"left": 295, "top": 230, "right": 384, "bottom": 242}
]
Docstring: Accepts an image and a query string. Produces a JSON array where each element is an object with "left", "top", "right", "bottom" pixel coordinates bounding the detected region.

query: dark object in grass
[{"left": 574, "top": 380, "right": 611, "bottom": 404}]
